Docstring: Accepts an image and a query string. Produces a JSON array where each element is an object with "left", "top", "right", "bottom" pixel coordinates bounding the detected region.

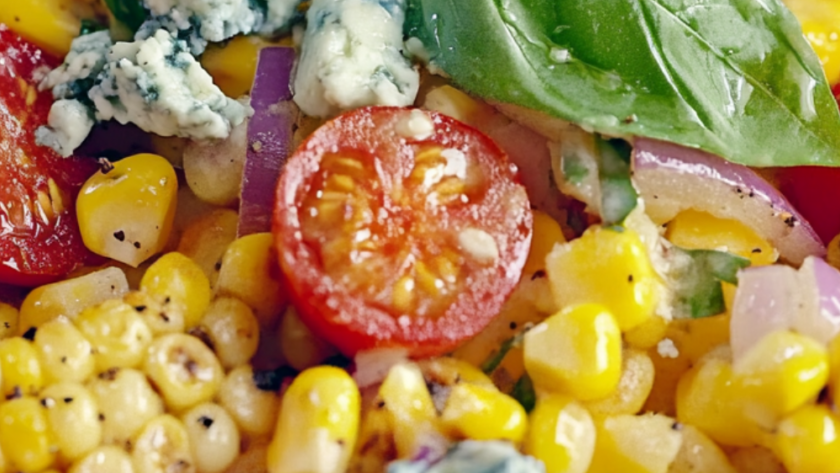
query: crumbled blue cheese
[
  {"left": 88, "top": 29, "right": 251, "bottom": 140},
  {"left": 40, "top": 31, "right": 112, "bottom": 101},
  {"left": 293, "top": 0, "right": 420, "bottom": 117},
  {"left": 142, "top": 0, "right": 261, "bottom": 45},
  {"left": 259, "top": 0, "right": 301, "bottom": 35},
  {"left": 35, "top": 99, "right": 95, "bottom": 157},
  {"left": 387, "top": 441, "right": 545, "bottom": 473}
]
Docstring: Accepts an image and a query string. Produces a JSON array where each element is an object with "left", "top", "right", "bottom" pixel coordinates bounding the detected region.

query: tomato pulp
[
  {"left": 273, "top": 107, "right": 533, "bottom": 357},
  {"left": 0, "top": 25, "right": 97, "bottom": 286}
]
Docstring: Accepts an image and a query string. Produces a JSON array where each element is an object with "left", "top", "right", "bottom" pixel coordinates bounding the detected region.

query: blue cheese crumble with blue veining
[
  {"left": 37, "top": 29, "right": 252, "bottom": 157},
  {"left": 387, "top": 441, "right": 546, "bottom": 473},
  {"left": 293, "top": 0, "right": 420, "bottom": 117}
]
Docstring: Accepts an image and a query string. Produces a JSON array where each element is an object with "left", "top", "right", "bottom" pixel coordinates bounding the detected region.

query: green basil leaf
[
  {"left": 79, "top": 19, "right": 107, "bottom": 36},
  {"left": 103, "top": 0, "right": 147, "bottom": 33},
  {"left": 405, "top": 0, "right": 840, "bottom": 167},
  {"left": 510, "top": 374, "right": 536, "bottom": 413},
  {"left": 597, "top": 137, "right": 637, "bottom": 225},
  {"left": 669, "top": 248, "right": 750, "bottom": 318}
]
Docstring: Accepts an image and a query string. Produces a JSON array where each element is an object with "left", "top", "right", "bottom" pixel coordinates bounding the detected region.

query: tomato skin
[
  {"left": 273, "top": 107, "right": 532, "bottom": 358},
  {"left": 0, "top": 25, "right": 98, "bottom": 286},
  {"left": 776, "top": 166, "right": 840, "bottom": 246}
]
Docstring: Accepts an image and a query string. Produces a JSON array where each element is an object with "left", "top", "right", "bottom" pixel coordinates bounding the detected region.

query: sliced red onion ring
[
  {"left": 633, "top": 138, "right": 824, "bottom": 265},
  {"left": 238, "top": 47, "right": 297, "bottom": 237},
  {"left": 731, "top": 256, "right": 840, "bottom": 361}
]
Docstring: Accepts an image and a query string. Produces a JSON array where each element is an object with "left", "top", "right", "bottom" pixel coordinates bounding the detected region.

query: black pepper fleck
[
  {"left": 509, "top": 322, "right": 518, "bottom": 330},
  {"left": 751, "top": 248, "right": 762, "bottom": 254},
  {"left": 133, "top": 241, "right": 141, "bottom": 249},
  {"left": 198, "top": 416, "right": 214, "bottom": 428},
  {"left": 22, "top": 327, "right": 36, "bottom": 341},
  {"left": 113, "top": 230, "right": 125, "bottom": 241},
  {"left": 628, "top": 274, "right": 634, "bottom": 283},
  {"left": 531, "top": 269, "right": 546, "bottom": 280}
]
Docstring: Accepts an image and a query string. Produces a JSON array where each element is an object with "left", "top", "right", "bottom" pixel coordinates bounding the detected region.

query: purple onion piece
[
  {"left": 75, "top": 121, "right": 155, "bottom": 161},
  {"left": 633, "top": 138, "right": 824, "bottom": 265},
  {"left": 793, "top": 256, "right": 840, "bottom": 345},
  {"left": 238, "top": 47, "right": 297, "bottom": 237}
]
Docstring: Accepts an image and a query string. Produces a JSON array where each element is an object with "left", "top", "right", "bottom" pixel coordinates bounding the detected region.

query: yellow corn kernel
[
  {"left": 75, "top": 299, "right": 153, "bottom": 372},
  {"left": 417, "top": 357, "right": 495, "bottom": 388},
  {"left": 267, "top": 366, "right": 360, "bottom": 473},
  {"left": 524, "top": 303, "right": 622, "bottom": 400},
  {"left": 676, "top": 357, "right": 764, "bottom": 447},
  {"left": 525, "top": 395, "right": 595, "bottom": 473},
  {"left": 585, "top": 349, "right": 655, "bottom": 417},
  {"left": 201, "top": 36, "right": 279, "bottom": 97},
  {"left": 776, "top": 404, "right": 840, "bottom": 473},
  {"left": 0, "top": 396, "right": 56, "bottom": 473},
  {"left": 144, "top": 333, "right": 224, "bottom": 413},
  {"left": 521, "top": 210, "right": 566, "bottom": 279},
  {"left": 216, "top": 233, "right": 286, "bottom": 329},
  {"left": 728, "top": 446, "right": 786, "bottom": 473},
  {"left": 731, "top": 330, "right": 828, "bottom": 428},
  {"left": 0, "top": 337, "right": 43, "bottom": 397},
  {"left": 623, "top": 315, "right": 668, "bottom": 350},
  {"left": 669, "top": 314, "right": 731, "bottom": 364},
  {"left": 0, "top": 0, "right": 94, "bottom": 56},
  {"left": 33, "top": 319, "right": 95, "bottom": 384},
  {"left": 140, "top": 252, "right": 211, "bottom": 329},
  {"left": 785, "top": 0, "right": 840, "bottom": 85},
  {"left": 349, "top": 396, "right": 395, "bottom": 473},
  {"left": 642, "top": 341, "right": 692, "bottom": 416},
  {"left": 279, "top": 306, "right": 337, "bottom": 372},
  {"left": 18, "top": 267, "right": 129, "bottom": 333},
  {"left": 440, "top": 383, "right": 527, "bottom": 443},
  {"left": 378, "top": 363, "right": 439, "bottom": 458},
  {"left": 422, "top": 85, "right": 487, "bottom": 125},
  {"left": 586, "top": 414, "right": 683, "bottom": 473},
  {"left": 77, "top": 154, "right": 178, "bottom": 267},
  {"left": 176, "top": 208, "right": 239, "bottom": 288},
  {"left": 546, "top": 227, "right": 659, "bottom": 331},
  {"left": 0, "top": 303, "right": 18, "bottom": 340},
  {"left": 669, "top": 425, "right": 738, "bottom": 473},
  {"left": 830, "top": 333, "right": 840, "bottom": 405},
  {"left": 665, "top": 209, "right": 777, "bottom": 266},
  {"left": 131, "top": 414, "right": 194, "bottom": 473}
]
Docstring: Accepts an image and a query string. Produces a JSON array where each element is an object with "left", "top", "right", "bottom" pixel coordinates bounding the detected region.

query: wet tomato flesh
[
  {"left": 273, "top": 107, "right": 533, "bottom": 357},
  {"left": 0, "top": 25, "right": 97, "bottom": 286}
]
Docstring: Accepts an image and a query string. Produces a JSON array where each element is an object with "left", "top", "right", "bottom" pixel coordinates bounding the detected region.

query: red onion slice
[
  {"left": 633, "top": 138, "right": 824, "bottom": 265},
  {"left": 794, "top": 256, "right": 840, "bottom": 345},
  {"left": 238, "top": 47, "right": 297, "bottom": 237}
]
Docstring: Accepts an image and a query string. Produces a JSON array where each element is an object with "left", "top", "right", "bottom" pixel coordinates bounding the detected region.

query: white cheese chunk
[
  {"left": 89, "top": 29, "right": 252, "bottom": 141},
  {"left": 293, "top": 0, "right": 420, "bottom": 117},
  {"left": 143, "top": 0, "right": 260, "bottom": 44},
  {"left": 657, "top": 338, "right": 680, "bottom": 359},
  {"left": 40, "top": 31, "right": 112, "bottom": 99},
  {"left": 396, "top": 109, "right": 435, "bottom": 140},
  {"left": 34, "top": 99, "right": 95, "bottom": 158}
]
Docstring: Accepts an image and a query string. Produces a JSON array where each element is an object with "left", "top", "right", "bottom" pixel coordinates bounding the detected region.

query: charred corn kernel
[
  {"left": 665, "top": 209, "right": 777, "bottom": 266},
  {"left": 218, "top": 365, "right": 280, "bottom": 437},
  {"left": 141, "top": 252, "right": 211, "bottom": 329},
  {"left": 0, "top": 0, "right": 90, "bottom": 56},
  {"left": 267, "top": 366, "right": 360, "bottom": 473},
  {"left": 88, "top": 368, "right": 164, "bottom": 447},
  {"left": 585, "top": 349, "right": 655, "bottom": 417},
  {"left": 19, "top": 267, "right": 129, "bottom": 333},
  {"left": 182, "top": 403, "right": 240, "bottom": 473},
  {"left": 378, "top": 363, "right": 439, "bottom": 458},
  {"left": 828, "top": 233, "right": 840, "bottom": 271},
  {"left": 0, "top": 337, "right": 43, "bottom": 397},
  {"left": 279, "top": 306, "right": 336, "bottom": 371},
  {"left": 216, "top": 233, "right": 287, "bottom": 328},
  {"left": 76, "top": 299, "right": 153, "bottom": 372},
  {"left": 349, "top": 397, "right": 394, "bottom": 473},
  {"left": 524, "top": 303, "right": 622, "bottom": 400},
  {"left": 776, "top": 404, "right": 840, "bottom": 473},
  {"left": 200, "top": 297, "right": 260, "bottom": 370},
  {"left": 0, "top": 303, "right": 17, "bottom": 340},
  {"left": 522, "top": 210, "right": 566, "bottom": 279},
  {"left": 77, "top": 154, "right": 178, "bottom": 267},
  {"left": 35, "top": 318, "right": 95, "bottom": 385},
  {"left": 145, "top": 333, "right": 224, "bottom": 413},
  {"left": 667, "top": 424, "right": 737, "bottom": 473},
  {"left": 176, "top": 209, "right": 239, "bottom": 288},
  {"left": 422, "top": 85, "right": 489, "bottom": 125},
  {"left": 68, "top": 445, "right": 135, "bottom": 473},
  {"left": 525, "top": 395, "right": 595, "bottom": 473},
  {"left": 546, "top": 227, "right": 659, "bottom": 331},
  {"left": 132, "top": 414, "right": 194, "bottom": 473},
  {"left": 624, "top": 315, "right": 668, "bottom": 350},
  {"left": 0, "top": 396, "right": 56, "bottom": 472},
  {"left": 201, "top": 36, "right": 276, "bottom": 97},
  {"left": 676, "top": 357, "right": 764, "bottom": 447},
  {"left": 440, "top": 383, "right": 527, "bottom": 443},
  {"left": 587, "top": 414, "right": 683, "bottom": 473},
  {"left": 831, "top": 333, "right": 840, "bottom": 404},
  {"left": 40, "top": 383, "right": 101, "bottom": 462},
  {"left": 418, "top": 357, "right": 494, "bottom": 388},
  {"left": 122, "top": 290, "right": 185, "bottom": 335},
  {"left": 732, "top": 330, "right": 828, "bottom": 428}
]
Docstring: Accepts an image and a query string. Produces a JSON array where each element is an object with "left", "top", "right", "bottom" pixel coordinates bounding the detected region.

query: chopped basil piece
[{"left": 669, "top": 248, "right": 751, "bottom": 319}]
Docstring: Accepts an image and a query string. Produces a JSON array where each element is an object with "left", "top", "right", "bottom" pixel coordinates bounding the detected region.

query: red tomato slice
[
  {"left": 273, "top": 107, "right": 532, "bottom": 357},
  {"left": 0, "top": 25, "right": 98, "bottom": 286}
]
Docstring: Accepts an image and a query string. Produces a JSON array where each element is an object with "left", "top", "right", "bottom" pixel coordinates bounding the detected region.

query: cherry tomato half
[
  {"left": 0, "top": 25, "right": 97, "bottom": 286},
  {"left": 273, "top": 107, "right": 533, "bottom": 357}
]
